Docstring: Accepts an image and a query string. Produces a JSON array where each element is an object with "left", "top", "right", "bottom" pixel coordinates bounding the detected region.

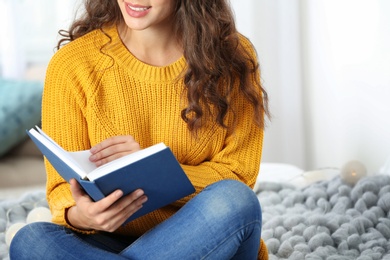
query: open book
[{"left": 27, "top": 126, "right": 195, "bottom": 223}]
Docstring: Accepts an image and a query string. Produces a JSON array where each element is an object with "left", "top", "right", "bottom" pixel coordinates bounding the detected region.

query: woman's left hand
[{"left": 89, "top": 135, "right": 141, "bottom": 166}]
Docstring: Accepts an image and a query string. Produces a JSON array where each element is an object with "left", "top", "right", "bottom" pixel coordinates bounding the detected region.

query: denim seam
[{"left": 62, "top": 227, "right": 127, "bottom": 259}]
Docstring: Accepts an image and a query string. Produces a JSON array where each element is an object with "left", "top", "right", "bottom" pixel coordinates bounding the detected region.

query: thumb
[{"left": 69, "top": 178, "right": 89, "bottom": 201}]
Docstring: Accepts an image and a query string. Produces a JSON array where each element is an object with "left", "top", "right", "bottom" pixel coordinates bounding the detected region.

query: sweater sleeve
[
  {"left": 41, "top": 49, "right": 92, "bottom": 231},
  {"left": 178, "top": 96, "right": 264, "bottom": 205}
]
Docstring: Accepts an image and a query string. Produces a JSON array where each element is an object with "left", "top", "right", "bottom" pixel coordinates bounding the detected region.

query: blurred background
[{"left": 1, "top": 0, "right": 389, "bottom": 173}]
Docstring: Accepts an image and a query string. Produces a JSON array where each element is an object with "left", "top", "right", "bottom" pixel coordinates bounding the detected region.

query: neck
[{"left": 118, "top": 22, "right": 183, "bottom": 67}]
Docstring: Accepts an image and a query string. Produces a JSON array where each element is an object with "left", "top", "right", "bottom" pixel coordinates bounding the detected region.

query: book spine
[{"left": 79, "top": 179, "right": 105, "bottom": 201}]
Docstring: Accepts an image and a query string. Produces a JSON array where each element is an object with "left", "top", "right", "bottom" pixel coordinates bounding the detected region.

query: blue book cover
[{"left": 27, "top": 126, "right": 195, "bottom": 223}]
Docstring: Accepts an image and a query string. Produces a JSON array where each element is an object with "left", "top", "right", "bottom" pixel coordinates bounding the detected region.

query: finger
[
  {"left": 107, "top": 202, "right": 144, "bottom": 229},
  {"left": 90, "top": 144, "right": 131, "bottom": 161},
  {"left": 93, "top": 151, "right": 133, "bottom": 166},
  {"left": 90, "top": 136, "right": 136, "bottom": 154},
  {"left": 108, "top": 192, "right": 147, "bottom": 227},
  {"left": 108, "top": 190, "right": 146, "bottom": 217},
  {"left": 89, "top": 137, "right": 140, "bottom": 166},
  {"left": 90, "top": 144, "right": 141, "bottom": 166},
  {"left": 91, "top": 190, "right": 146, "bottom": 232},
  {"left": 95, "top": 189, "right": 125, "bottom": 213},
  {"left": 92, "top": 190, "right": 145, "bottom": 231},
  {"left": 128, "top": 195, "right": 148, "bottom": 214}
]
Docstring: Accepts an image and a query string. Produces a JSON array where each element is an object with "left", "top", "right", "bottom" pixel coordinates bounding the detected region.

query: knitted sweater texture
[{"left": 42, "top": 26, "right": 267, "bottom": 259}]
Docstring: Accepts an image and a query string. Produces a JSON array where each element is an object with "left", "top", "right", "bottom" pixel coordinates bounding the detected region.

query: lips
[{"left": 125, "top": 2, "right": 151, "bottom": 18}]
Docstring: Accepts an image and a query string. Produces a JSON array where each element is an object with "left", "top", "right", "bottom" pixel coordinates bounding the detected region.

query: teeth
[{"left": 128, "top": 5, "right": 149, "bottom": 12}]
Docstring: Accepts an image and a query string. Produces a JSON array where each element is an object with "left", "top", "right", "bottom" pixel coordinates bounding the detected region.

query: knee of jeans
[
  {"left": 203, "top": 180, "right": 262, "bottom": 222},
  {"left": 10, "top": 222, "right": 49, "bottom": 255}
]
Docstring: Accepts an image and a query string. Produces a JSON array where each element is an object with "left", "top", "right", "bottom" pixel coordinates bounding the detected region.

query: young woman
[{"left": 10, "top": 0, "right": 270, "bottom": 259}]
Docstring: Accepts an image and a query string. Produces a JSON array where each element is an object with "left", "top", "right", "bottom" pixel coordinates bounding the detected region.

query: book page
[
  {"left": 68, "top": 150, "right": 97, "bottom": 174},
  {"left": 36, "top": 126, "right": 97, "bottom": 175},
  {"left": 29, "top": 127, "right": 87, "bottom": 178}
]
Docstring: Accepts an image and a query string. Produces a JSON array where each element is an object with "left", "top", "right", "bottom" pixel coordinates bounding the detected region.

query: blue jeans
[{"left": 10, "top": 180, "right": 262, "bottom": 259}]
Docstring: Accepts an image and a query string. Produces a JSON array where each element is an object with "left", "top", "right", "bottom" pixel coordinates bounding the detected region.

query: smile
[{"left": 127, "top": 5, "right": 150, "bottom": 12}]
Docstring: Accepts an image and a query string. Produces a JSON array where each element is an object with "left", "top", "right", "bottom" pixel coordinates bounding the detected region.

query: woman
[{"left": 10, "top": 0, "right": 270, "bottom": 259}]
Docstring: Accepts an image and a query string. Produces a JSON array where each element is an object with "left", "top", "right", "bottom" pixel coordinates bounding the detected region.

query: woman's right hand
[{"left": 66, "top": 178, "right": 148, "bottom": 232}]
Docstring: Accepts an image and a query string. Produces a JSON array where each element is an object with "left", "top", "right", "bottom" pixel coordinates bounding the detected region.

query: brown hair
[{"left": 58, "top": 0, "right": 270, "bottom": 132}]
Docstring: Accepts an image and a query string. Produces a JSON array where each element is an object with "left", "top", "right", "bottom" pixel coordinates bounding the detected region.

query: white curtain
[
  {"left": 301, "top": 0, "right": 390, "bottom": 173},
  {"left": 0, "top": 1, "right": 26, "bottom": 78},
  {"left": 0, "top": 0, "right": 80, "bottom": 79},
  {"left": 232, "top": 0, "right": 390, "bottom": 173},
  {"left": 231, "top": 0, "right": 307, "bottom": 169}
]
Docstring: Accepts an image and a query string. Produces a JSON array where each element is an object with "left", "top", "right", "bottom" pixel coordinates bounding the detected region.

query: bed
[{"left": 1, "top": 162, "right": 390, "bottom": 260}]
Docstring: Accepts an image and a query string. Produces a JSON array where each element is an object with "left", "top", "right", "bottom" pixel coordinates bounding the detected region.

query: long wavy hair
[{"left": 58, "top": 0, "right": 270, "bottom": 132}]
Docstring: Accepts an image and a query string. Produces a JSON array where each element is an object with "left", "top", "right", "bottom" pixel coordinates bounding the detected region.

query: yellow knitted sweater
[{"left": 42, "top": 26, "right": 268, "bottom": 259}]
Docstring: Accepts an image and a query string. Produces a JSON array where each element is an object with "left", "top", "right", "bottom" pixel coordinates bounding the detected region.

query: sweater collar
[{"left": 102, "top": 26, "right": 186, "bottom": 83}]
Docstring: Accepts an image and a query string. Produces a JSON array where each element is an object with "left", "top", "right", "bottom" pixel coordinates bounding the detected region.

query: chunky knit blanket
[
  {"left": 0, "top": 191, "right": 47, "bottom": 260},
  {"left": 1, "top": 174, "right": 390, "bottom": 259},
  {"left": 258, "top": 174, "right": 390, "bottom": 260}
]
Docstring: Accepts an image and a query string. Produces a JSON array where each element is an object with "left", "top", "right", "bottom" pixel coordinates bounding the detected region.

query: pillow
[{"left": 0, "top": 78, "right": 43, "bottom": 157}]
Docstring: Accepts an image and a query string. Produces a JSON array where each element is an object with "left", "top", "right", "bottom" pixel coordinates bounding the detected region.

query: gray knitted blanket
[
  {"left": 1, "top": 174, "right": 390, "bottom": 259},
  {"left": 0, "top": 191, "right": 48, "bottom": 260},
  {"left": 258, "top": 174, "right": 390, "bottom": 260}
]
